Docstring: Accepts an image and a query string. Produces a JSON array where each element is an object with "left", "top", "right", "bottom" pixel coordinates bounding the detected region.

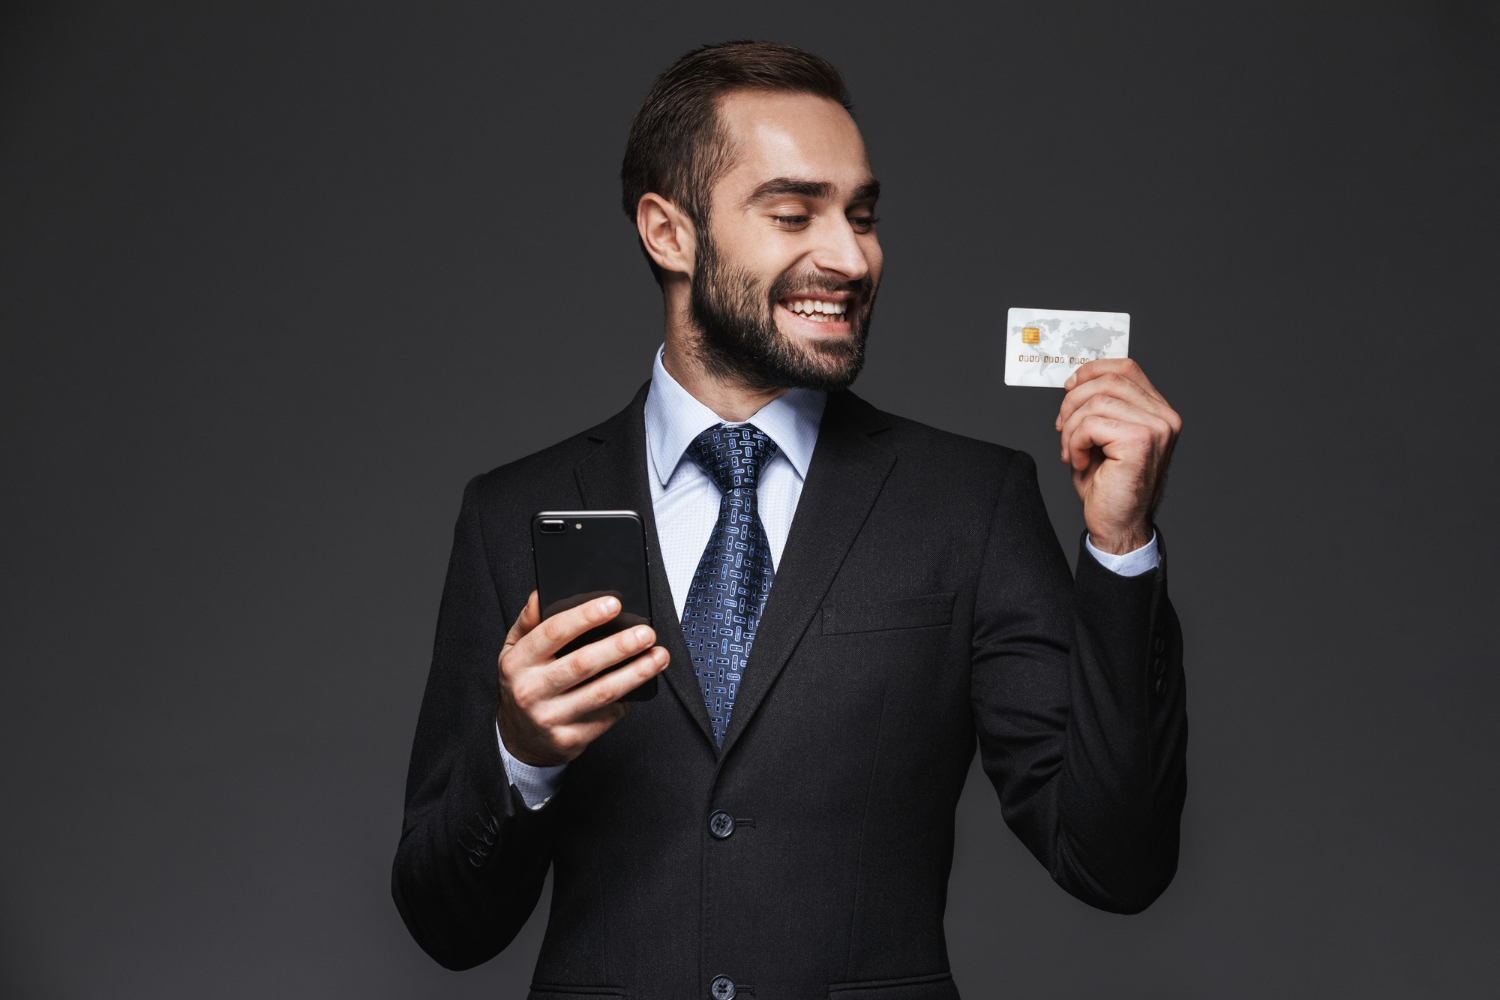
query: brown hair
[{"left": 620, "top": 41, "right": 854, "bottom": 283}]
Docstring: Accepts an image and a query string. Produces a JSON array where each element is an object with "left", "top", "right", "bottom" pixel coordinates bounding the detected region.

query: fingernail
[
  {"left": 653, "top": 648, "right": 668, "bottom": 665},
  {"left": 634, "top": 625, "right": 652, "bottom": 643},
  {"left": 1064, "top": 375, "right": 1076, "bottom": 389},
  {"left": 599, "top": 596, "right": 620, "bottom": 615}
]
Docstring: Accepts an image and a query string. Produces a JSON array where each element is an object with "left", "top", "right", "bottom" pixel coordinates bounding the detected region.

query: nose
[{"left": 809, "top": 215, "right": 872, "bottom": 283}]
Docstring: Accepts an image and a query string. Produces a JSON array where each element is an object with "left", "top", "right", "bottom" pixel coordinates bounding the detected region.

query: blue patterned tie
[{"left": 681, "top": 423, "right": 779, "bottom": 747}]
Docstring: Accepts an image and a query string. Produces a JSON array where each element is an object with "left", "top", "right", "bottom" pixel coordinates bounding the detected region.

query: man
[{"left": 393, "top": 41, "right": 1186, "bottom": 1000}]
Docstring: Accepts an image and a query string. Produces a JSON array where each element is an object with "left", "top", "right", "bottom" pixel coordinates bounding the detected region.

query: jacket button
[
  {"left": 710, "top": 974, "right": 736, "bottom": 999},
  {"left": 709, "top": 810, "right": 735, "bottom": 839},
  {"left": 1154, "top": 675, "right": 1165, "bottom": 695},
  {"left": 1154, "top": 634, "right": 1165, "bottom": 653},
  {"left": 1153, "top": 656, "right": 1166, "bottom": 677}
]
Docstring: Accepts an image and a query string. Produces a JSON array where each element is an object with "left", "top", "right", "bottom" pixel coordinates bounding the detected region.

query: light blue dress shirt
[{"left": 496, "top": 345, "right": 1159, "bottom": 809}]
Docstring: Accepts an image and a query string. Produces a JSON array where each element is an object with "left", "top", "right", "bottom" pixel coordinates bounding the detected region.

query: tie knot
[{"left": 687, "top": 423, "right": 778, "bottom": 494}]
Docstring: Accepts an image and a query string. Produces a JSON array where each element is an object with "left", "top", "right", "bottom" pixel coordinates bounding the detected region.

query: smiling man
[{"left": 394, "top": 42, "right": 1187, "bottom": 1000}]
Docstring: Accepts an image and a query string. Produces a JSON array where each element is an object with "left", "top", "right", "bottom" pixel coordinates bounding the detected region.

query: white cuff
[
  {"left": 1084, "top": 531, "right": 1160, "bottom": 578},
  {"left": 495, "top": 720, "right": 567, "bottom": 811}
]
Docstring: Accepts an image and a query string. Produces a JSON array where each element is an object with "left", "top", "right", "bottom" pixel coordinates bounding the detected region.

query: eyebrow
[{"left": 745, "top": 177, "right": 881, "bottom": 206}]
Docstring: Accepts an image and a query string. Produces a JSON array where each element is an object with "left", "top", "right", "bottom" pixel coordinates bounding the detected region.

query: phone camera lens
[{"left": 539, "top": 519, "right": 566, "bottom": 534}]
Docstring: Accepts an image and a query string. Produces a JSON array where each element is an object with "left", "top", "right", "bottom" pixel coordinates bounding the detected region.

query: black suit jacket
[{"left": 393, "top": 383, "right": 1187, "bottom": 1000}]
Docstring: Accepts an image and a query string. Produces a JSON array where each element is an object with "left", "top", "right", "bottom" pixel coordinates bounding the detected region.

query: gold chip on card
[{"left": 1021, "top": 326, "right": 1041, "bottom": 345}]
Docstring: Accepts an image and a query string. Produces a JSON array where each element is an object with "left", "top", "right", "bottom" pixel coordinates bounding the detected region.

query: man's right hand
[{"left": 496, "top": 591, "right": 669, "bottom": 767}]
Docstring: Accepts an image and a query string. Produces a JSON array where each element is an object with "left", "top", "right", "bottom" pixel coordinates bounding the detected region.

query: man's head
[{"left": 622, "top": 42, "right": 882, "bottom": 392}]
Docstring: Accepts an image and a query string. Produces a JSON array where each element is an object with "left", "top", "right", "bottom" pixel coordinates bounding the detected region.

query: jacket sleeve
[
  {"left": 970, "top": 450, "right": 1188, "bottom": 913},
  {"left": 392, "top": 475, "right": 560, "bottom": 968}
]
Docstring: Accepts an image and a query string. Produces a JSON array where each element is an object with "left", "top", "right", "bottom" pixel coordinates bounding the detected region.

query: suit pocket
[
  {"left": 828, "top": 971, "right": 957, "bottom": 999},
  {"left": 821, "top": 591, "right": 956, "bottom": 635}
]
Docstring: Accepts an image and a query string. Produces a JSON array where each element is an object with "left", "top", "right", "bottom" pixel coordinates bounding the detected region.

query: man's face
[{"left": 688, "top": 90, "right": 883, "bottom": 392}]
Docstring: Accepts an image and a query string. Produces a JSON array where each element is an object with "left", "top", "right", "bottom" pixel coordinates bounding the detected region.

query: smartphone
[{"left": 530, "top": 510, "right": 657, "bottom": 702}]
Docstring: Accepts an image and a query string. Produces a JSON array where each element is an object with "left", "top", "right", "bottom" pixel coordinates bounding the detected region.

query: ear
[{"left": 636, "top": 193, "right": 697, "bottom": 277}]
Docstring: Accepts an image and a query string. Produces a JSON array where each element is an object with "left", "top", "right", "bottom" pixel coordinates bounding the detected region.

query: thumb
[{"left": 505, "top": 590, "right": 542, "bottom": 646}]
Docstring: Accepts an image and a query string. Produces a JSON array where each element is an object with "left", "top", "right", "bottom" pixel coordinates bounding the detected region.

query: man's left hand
[{"left": 1054, "top": 359, "right": 1181, "bottom": 555}]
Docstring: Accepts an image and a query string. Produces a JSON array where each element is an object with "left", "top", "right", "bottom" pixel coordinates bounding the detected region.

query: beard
[{"left": 687, "top": 227, "right": 878, "bottom": 393}]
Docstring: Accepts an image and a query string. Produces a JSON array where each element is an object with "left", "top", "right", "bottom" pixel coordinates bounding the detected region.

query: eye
[
  {"left": 849, "top": 215, "right": 880, "bottom": 234},
  {"left": 771, "top": 215, "right": 812, "bottom": 229}
]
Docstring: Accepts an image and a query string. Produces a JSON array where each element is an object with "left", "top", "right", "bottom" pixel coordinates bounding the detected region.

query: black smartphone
[{"left": 530, "top": 510, "right": 657, "bottom": 702}]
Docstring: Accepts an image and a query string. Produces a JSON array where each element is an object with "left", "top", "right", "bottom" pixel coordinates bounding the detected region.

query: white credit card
[{"left": 1004, "top": 307, "right": 1130, "bottom": 388}]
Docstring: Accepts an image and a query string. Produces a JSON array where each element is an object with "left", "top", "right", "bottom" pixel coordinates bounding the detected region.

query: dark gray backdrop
[{"left": 3, "top": 1, "right": 1495, "bottom": 996}]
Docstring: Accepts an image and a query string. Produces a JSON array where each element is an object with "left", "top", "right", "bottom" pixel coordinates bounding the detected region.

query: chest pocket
[{"left": 820, "top": 591, "right": 956, "bottom": 635}]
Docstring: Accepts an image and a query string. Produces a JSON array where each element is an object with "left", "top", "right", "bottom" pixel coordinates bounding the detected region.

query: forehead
[{"left": 713, "top": 90, "right": 874, "bottom": 198}]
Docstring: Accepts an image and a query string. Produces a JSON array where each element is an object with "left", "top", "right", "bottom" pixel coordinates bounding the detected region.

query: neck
[{"left": 661, "top": 287, "right": 788, "bottom": 423}]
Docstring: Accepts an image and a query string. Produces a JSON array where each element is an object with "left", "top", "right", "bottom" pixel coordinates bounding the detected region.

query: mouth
[{"left": 775, "top": 294, "right": 853, "bottom": 334}]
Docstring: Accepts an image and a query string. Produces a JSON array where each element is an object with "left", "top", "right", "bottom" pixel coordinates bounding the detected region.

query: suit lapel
[
  {"left": 717, "top": 390, "right": 895, "bottom": 759},
  {"left": 574, "top": 382, "right": 719, "bottom": 749},
  {"left": 575, "top": 383, "right": 896, "bottom": 760}
]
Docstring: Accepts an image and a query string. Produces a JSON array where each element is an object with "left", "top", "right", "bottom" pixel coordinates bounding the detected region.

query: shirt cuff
[
  {"left": 1084, "top": 531, "right": 1160, "bottom": 578},
  {"left": 495, "top": 720, "right": 567, "bottom": 810}
]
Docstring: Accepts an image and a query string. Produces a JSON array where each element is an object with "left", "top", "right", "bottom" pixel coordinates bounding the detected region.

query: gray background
[{"left": 2, "top": 1, "right": 1495, "bottom": 996}]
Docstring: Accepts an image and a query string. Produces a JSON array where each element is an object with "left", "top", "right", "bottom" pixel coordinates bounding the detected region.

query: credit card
[{"left": 1004, "top": 307, "right": 1130, "bottom": 388}]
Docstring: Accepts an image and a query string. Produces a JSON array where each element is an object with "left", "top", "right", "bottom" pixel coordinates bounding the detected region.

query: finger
[
  {"left": 550, "top": 701, "right": 632, "bottom": 755},
  {"left": 1059, "top": 393, "right": 1168, "bottom": 466},
  {"left": 1064, "top": 413, "right": 1116, "bottom": 473},
  {"left": 543, "top": 622, "right": 659, "bottom": 696},
  {"left": 519, "top": 593, "right": 622, "bottom": 663},
  {"left": 577, "top": 701, "right": 630, "bottom": 726},
  {"left": 504, "top": 591, "right": 542, "bottom": 648},
  {"left": 542, "top": 647, "right": 670, "bottom": 725},
  {"left": 1065, "top": 412, "right": 1155, "bottom": 473},
  {"left": 1063, "top": 358, "right": 1161, "bottom": 399},
  {"left": 1054, "top": 369, "right": 1163, "bottom": 432}
]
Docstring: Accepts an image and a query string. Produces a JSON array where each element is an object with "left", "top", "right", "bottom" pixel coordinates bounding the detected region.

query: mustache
[{"left": 766, "top": 269, "right": 875, "bottom": 304}]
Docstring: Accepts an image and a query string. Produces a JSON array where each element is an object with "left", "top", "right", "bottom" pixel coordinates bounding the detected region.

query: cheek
[
  {"left": 720, "top": 214, "right": 778, "bottom": 261},
  {"left": 718, "top": 226, "right": 797, "bottom": 289},
  {"left": 863, "top": 238, "right": 885, "bottom": 280}
]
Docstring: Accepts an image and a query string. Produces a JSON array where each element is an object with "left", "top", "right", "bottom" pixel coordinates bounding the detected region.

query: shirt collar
[{"left": 645, "top": 343, "right": 826, "bottom": 488}]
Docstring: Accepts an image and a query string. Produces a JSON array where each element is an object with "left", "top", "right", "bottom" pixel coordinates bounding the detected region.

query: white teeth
[{"left": 784, "top": 298, "right": 848, "bottom": 318}]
